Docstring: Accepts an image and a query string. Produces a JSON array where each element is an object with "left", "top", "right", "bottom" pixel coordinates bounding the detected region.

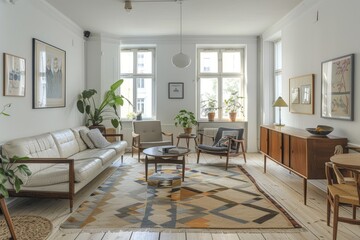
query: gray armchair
[
  {"left": 196, "top": 127, "right": 246, "bottom": 170},
  {"left": 132, "top": 120, "right": 173, "bottom": 161}
]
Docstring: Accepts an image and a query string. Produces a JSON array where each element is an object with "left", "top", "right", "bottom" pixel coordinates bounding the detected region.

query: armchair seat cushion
[
  {"left": 197, "top": 144, "right": 228, "bottom": 152},
  {"left": 140, "top": 140, "right": 173, "bottom": 149}
]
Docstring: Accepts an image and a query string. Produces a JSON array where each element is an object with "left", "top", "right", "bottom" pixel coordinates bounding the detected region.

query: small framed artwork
[
  {"left": 3, "top": 53, "right": 26, "bottom": 96},
  {"left": 33, "top": 38, "right": 66, "bottom": 109},
  {"left": 321, "top": 54, "right": 354, "bottom": 120},
  {"left": 168, "top": 82, "right": 184, "bottom": 99},
  {"left": 289, "top": 74, "right": 314, "bottom": 114}
]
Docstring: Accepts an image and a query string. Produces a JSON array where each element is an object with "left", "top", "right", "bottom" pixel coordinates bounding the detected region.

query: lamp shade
[
  {"left": 273, "top": 96, "right": 288, "bottom": 107},
  {"left": 172, "top": 52, "right": 191, "bottom": 68}
]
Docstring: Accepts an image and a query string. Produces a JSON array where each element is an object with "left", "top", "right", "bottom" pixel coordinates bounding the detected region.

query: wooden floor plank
[
  {"left": 160, "top": 232, "right": 186, "bottom": 240},
  {"left": 102, "top": 231, "right": 132, "bottom": 240},
  {"left": 130, "top": 231, "right": 160, "bottom": 240},
  {"left": 237, "top": 233, "right": 265, "bottom": 240},
  {"left": 75, "top": 232, "right": 105, "bottom": 240},
  {"left": 212, "top": 233, "right": 240, "bottom": 240},
  {"left": 186, "top": 232, "right": 212, "bottom": 240}
]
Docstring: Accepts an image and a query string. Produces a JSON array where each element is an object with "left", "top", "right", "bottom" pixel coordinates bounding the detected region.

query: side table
[{"left": 176, "top": 133, "right": 198, "bottom": 149}]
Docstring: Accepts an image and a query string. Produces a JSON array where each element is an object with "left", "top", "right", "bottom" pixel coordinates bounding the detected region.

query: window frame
[
  {"left": 119, "top": 48, "right": 156, "bottom": 120},
  {"left": 273, "top": 40, "right": 282, "bottom": 122},
  {"left": 197, "top": 48, "right": 245, "bottom": 121}
]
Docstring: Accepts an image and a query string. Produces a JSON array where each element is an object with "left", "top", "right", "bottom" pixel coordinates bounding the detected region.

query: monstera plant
[{"left": 77, "top": 79, "right": 131, "bottom": 129}]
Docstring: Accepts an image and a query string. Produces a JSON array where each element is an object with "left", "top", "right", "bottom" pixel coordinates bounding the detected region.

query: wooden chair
[
  {"left": 325, "top": 162, "right": 360, "bottom": 240},
  {"left": 196, "top": 127, "right": 246, "bottom": 170},
  {"left": 132, "top": 120, "right": 173, "bottom": 162}
]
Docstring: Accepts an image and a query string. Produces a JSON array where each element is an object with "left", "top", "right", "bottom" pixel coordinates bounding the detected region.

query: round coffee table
[{"left": 143, "top": 146, "right": 190, "bottom": 181}]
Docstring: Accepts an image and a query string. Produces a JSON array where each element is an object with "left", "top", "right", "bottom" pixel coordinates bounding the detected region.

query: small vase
[
  {"left": 183, "top": 128, "right": 192, "bottom": 135},
  {"left": 229, "top": 112, "right": 237, "bottom": 122},
  {"left": 208, "top": 112, "right": 215, "bottom": 122}
]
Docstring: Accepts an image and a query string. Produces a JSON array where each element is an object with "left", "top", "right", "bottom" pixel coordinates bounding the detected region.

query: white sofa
[{"left": 1, "top": 126, "right": 127, "bottom": 212}]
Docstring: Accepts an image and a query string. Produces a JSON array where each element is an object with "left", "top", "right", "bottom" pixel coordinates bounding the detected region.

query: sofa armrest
[
  {"left": 162, "top": 132, "right": 174, "bottom": 145},
  {"left": 10, "top": 158, "right": 75, "bottom": 195},
  {"left": 102, "top": 133, "right": 124, "bottom": 141}
]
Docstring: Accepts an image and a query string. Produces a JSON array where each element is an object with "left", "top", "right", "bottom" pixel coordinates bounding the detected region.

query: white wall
[
  {"left": 87, "top": 35, "right": 258, "bottom": 151},
  {"left": 0, "top": 0, "right": 85, "bottom": 142},
  {"left": 261, "top": 0, "right": 360, "bottom": 146}
]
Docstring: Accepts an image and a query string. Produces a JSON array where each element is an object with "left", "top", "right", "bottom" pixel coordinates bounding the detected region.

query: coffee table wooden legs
[{"left": 145, "top": 155, "right": 185, "bottom": 182}]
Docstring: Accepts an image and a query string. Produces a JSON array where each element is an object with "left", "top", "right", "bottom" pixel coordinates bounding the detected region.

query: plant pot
[
  {"left": 229, "top": 112, "right": 237, "bottom": 122},
  {"left": 183, "top": 127, "right": 192, "bottom": 134},
  {"left": 208, "top": 112, "right": 215, "bottom": 122}
]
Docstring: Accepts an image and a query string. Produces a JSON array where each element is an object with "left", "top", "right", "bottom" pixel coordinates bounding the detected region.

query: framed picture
[
  {"left": 321, "top": 54, "right": 354, "bottom": 120},
  {"left": 289, "top": 74, "right": 314, "bottom": 114},
  {"left": 168, "top": 82, "right": 184, "bottom": 99},
  {"left": 3, "top": 53, "right": 26, "bottom": 96},
  {"left": 33, "top": 38, "right": 66, "bottom": 109}
]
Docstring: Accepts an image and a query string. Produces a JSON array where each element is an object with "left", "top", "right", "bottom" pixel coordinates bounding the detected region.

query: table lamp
[{"left": 273, "top": 96, "right": 288, "bottom": 126}]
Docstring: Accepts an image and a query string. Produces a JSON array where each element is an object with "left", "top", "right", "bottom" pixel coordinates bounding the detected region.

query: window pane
[
  {"left": 199, "top": 78, "right": 218, "bottom": 118},
  {"left": 120, "top": 78, "right": 134, "bottom": 119},
  {"left": 136, "top": 78, "right": 153, "bottom": 118},
  {"left": 200, "top": 52, "right": 218, "bottom": 73},
  {"left": 274, "top": 41, "right": 282, "bottom": 70},
  {"left": 222, "top": 52, "right": 241, "bottom": 73},
  {"left": 120, "top": 52, "right": 133, "bottom": 74},
  {"left": 222, "top": 78, "right": 243, "bottom": 117},
  {"left": 274, "top": 73, "right": 282, "bottom": 98},
  {"left": 137, "top": 51, "right": 152, "bottom": 74}
]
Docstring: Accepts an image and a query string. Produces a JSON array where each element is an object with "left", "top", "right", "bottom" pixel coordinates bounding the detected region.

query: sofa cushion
[
  {"left": 105, "top": 141, "right": 128, "bottom": 154},
  {"left": 51, "top": 129, "right": 80, "bottom": 158},
  {"left": 23, "top": 158, "right": 103, "bottom": 187},
  {"left": 71, "top": 148, "right": 116, "bottom": 165},
  {"left": 79, "top": 129, "right": 95, "bottom": 149},
  {"left": 71, "top": 126, "right": 89, "bottom": 151},
  {"left": 87, "top": 128, "right": 111, "bottom": 148}
]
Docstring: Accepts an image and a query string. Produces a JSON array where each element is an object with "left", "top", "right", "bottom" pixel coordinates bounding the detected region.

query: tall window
[
  {"left": 120, "top": 48, "right": 155, "bottom": 119},
  {"left": 197, "top": 48, "right": 245, "bottom": 120},
  {"left": 274, "top": 40, "right": 282, "bottom": 122}
]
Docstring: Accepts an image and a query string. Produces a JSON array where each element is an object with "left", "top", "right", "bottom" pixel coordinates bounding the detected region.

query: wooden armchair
[
  {"left": 196, "top": 127, "right": 246, "bottom": 170},
  {"left": 325, "top": 162, "right": 360, "bottom": 240},
  {"left": 132, "top": 120, "right": 173, "bottom": 161}
]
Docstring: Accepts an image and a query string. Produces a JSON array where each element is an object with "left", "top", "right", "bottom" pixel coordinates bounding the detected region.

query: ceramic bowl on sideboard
[{"left": 306, "top": 125, "right": 334, "bottom": 136}]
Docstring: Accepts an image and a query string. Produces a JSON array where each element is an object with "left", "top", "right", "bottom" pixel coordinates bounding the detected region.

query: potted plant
[
  {"left": 201, "top": 95, "right": 218, "bottom": 121},
  {"left": 224, "top": 91, "right": 244, "bottom": 122},
  {"left": 174, "top": 109, "right": 197, "bottom": 134},
  {"left": 77, "top": 79, "right": 131, "bottom": 130},
  {"left": 0, "top": 104, "right": 31, "bottom": 240}
]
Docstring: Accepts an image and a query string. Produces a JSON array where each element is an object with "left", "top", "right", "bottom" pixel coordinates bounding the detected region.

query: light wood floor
[{"left": 2, "top": 152, "right": 360, "bottom": 240}]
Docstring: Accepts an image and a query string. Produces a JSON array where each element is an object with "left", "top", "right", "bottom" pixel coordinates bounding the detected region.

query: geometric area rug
[{"left": 61, "top": 163, "right": 301, "bottom": 229}]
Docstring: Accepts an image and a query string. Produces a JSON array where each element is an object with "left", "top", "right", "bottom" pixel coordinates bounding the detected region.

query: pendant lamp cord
[{"left": 179, "top": 0, "right": 183, "bottom": 53}]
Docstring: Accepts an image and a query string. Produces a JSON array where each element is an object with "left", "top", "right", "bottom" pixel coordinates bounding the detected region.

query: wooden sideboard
[{"left": 260, "top": 125, "right": 348, "bottom": 205}]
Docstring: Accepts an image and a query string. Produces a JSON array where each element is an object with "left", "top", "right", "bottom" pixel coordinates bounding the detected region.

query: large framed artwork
[
  {"left": 289, "top": 74, "right": 314, "bottom": 114},
  {"left": 33, "top": 38, "right": 66, "bottom": 109},
  {"left": 321, "top": 54, "right": 354, "bottom": 120},
  {"left": 3, "top": 53, "right": 26, "bottom": 96},
  {"left": 168, "top": 82, "right": 184, "bottom": 99}
]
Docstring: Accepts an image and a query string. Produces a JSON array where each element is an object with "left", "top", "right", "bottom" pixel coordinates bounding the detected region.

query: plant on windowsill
[
  {"left": 76, "top": 79, "right": 132, "bottom": 131},
  {"left": 224, "top": 91, "right": 245, "bottom": 122},
  {"left": 174, "top": 109, "right": 198, "bottom": 134},
  {"left": 200, "top": 95, "right": 219, "bottom": 122},
  {"left": 0, "top": 103, "right": 31, "bottom": 240}
]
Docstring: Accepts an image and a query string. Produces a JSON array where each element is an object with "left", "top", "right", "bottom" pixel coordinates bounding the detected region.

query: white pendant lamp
[{"left": 172, "top": 0, "right": 191, "bottom": 68}]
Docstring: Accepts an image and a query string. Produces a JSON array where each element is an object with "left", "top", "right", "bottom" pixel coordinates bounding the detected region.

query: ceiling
[{"left": 44, "top": 0, "right": 303, "bottom": 37}]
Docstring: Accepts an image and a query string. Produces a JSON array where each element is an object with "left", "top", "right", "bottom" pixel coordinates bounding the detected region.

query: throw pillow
[
  {"left": 79, "top": 129, "right": 95, "bottom": 149},
  {"left": 215, "top": 136, "right": 230, "bottom": 148},
  {"left": 87, "top": 128, "right": 111, "bottom": 148}
]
